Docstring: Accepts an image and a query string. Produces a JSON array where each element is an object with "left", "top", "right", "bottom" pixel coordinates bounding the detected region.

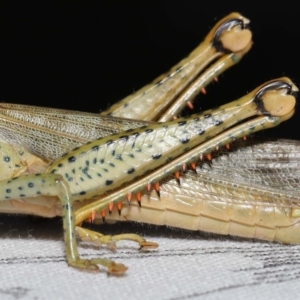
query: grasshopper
[{"left": 0, "top": 13, "right": 298, "bottom": 274}]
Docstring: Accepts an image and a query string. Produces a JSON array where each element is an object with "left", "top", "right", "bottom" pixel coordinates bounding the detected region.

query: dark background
[{"left": 2, "top": 1, "right": 300, "bottom": 139}]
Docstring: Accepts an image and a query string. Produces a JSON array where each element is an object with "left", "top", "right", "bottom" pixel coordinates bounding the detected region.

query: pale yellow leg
[{"left": 76, "top": 227, "right": 158, "bottom": 250}]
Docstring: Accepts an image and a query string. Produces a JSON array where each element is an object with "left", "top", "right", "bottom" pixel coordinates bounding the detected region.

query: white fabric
[{"left": 0, "top": 216, "right": 299, "bottom": 300}]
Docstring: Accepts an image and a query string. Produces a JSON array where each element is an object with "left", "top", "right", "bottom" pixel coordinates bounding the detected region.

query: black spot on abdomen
[{"left": 127, "top": 168, "right": 135, "bottom": 174}]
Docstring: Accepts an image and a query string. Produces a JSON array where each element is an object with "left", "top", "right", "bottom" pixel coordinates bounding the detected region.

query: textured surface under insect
[{"left": 1, "top": 215, "right": 300, "bottom": 300}]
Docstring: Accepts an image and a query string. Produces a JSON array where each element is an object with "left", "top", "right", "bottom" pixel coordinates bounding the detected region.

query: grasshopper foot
[
  {"left": 90, "top": 259, "right": 128, "bottom": 275},
  {"left": 68, "top": 257, "right": 128, "bottom": 275},
  {"left": 139, "top": 240, "right": 159, "bottom": 250}
]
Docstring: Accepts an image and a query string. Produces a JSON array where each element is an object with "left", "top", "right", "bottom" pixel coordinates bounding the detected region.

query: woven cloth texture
[{"left": 0, "top": 216, "right": 298, "bottom": 300}]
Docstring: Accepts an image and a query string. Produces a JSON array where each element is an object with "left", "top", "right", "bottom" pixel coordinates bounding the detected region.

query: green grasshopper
[{"left": 0, "top": 13, "right": 298, "bottom": 275}]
